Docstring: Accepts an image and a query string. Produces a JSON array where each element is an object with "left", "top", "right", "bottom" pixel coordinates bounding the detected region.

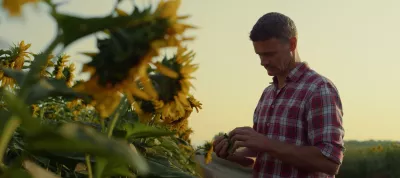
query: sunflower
[
  {"left": 140, "top": 47, "right": 198, "bottom": 123},
  {"left": 64, "top": 63, "right": 76, "bottom": 87},
  {"left": 66, "top": 98, "right": 80, "bottom": 109},
  {"left": 168, "top": 110, "right": 190, "bottom": 133},
  {"left": 153, "top": 0, "right": 196, "bottom": 49},
  {"left": 168, "top": 96, "right": 201, "bottom": 133},
  {"left": 39, "top": 54, "right": 55, "bottom": 78},
  {"left": 2, "top": 0, "right": 39, "bottom": 16},
  {"left": 187, "top": 95, "right": 202, "bottom": 113},
  {"left": 0, "top": 40, "right": 32, "bottom": 87},
  {"left": 30, "top": 104, "right": 40, "bottom": 117},
  {"left": 73, "top": 76, "right": 123, "bottom": 119},
  {"left": 65, "top": 98, "right": 93, "bottom": 121},
  {"left": 75, "top": 51, "right": 160, "bottom": 119},
  {"left": 74, "top": 1, "right": 195, "bottom": 119},
  {"left": 53, "top": 54, "right": 70, "bottom": 79},
  {"left": 163, "top": 95, "right": 199, "bottom": 143},
  {"left": 169, "top": 115, "right": 194, "bottom": 143}
]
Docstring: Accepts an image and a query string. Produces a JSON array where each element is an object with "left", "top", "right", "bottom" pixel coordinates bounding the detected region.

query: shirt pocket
[{"left": 268, "top": 101, "right": 306, "bottom": 144}]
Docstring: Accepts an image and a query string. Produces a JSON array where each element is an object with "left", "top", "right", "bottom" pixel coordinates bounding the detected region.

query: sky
[{"left": 1, "top": 0, "right": 400, "bottom": 146}]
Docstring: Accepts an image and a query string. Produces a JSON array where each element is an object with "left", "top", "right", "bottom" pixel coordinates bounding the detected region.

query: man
[{"left": 213, "top": 12, "right": 345, "bottom": 178}]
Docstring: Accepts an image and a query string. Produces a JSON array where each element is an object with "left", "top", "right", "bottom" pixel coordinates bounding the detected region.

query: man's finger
[
  {"left": 231, "top": 140, "right": 246, "bottom": 153},
  {"left": 213, "top": 136, "right": 224, "bottom": 147},
  {"left": 232, "top": 141, "right": 245, "bottom": 153},
  {"left": 230, "top": 134, "right": 250, "bottom": 142},
  {"left": 229, "top": 127, "right": 253, "bottom": 137},
  {"left": 219, "top": 141, "right": 229, "bottom": 158},
  {"left": 214, "top": 139, "right": 227, "bottom": 154}
]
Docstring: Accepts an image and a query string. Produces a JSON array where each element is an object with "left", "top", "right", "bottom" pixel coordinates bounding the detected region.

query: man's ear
[{"left": 289, "top": 37, "right": 297, "bottom": 52}]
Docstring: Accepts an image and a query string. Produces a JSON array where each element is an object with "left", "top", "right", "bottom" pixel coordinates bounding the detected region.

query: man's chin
[{"left": 266, "top": 70, "right": 275, "bottom": 76}]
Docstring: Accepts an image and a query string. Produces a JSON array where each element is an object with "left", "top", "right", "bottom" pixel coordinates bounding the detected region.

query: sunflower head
[
  {"left": 0, "top": 41, "right": 33, "bottom": 88},
  {"left": 1, "top": 40, "right": 32, "bottom": 69},
  {"left": 140, "top": 48, "right": 197, "bottom": 121},
  {"left": 64, "top": 63, "right": 76, "bottom": 87},
  {"left": 53, "top": 54, "right": 70, "bottom": 79},
  {"left": 153, "top": 0, "right": 196, "bottom": 48},
  {"left": 39, "top": 54, "right": 55, "bottom": 78},
  {"left": 72, "top": 1, "right": 196, "bottom": 119},
  {"left": 81, "top": 5, "right": 171, "bottom": 88},
  {"left": 30, "top": 104, "right": 40, "bottom": 117}
]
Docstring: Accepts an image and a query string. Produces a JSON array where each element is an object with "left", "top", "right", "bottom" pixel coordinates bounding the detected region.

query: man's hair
[{"left": 249, "top": 12, "right": 298, "bottom": 42}]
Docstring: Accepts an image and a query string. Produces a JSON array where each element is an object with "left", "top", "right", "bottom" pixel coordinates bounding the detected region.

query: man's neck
[
  {"left": 276, "top": 75, "right": 287, "bottom": 89},
  {"left": 276, "top": 61, "right": 300, "bottom": 89},
  {"left": 275, "top": 51, "right": 301, "bottom": 89}
]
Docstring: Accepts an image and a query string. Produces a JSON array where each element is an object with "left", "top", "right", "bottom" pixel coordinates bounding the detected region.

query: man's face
[{"left": 252, "top": 37, "right": 297, "bottom": 76}]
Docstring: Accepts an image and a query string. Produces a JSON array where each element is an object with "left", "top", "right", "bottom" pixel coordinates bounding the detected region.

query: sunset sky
[{"left": 1, "top": 0, "right": 399, "bottom": 146}]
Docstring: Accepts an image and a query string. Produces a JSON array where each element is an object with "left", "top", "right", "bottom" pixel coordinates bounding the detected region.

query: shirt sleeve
[{"left": 306, "top": 82, "right": 345, "bottom": 165}]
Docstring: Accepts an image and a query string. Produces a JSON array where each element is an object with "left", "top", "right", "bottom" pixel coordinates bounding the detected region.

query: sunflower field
[{"left": 0, "top": 0, "right": 207, "bottom": 177}]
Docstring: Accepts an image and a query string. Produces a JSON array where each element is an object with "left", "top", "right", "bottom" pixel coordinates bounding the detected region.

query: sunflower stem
[
  {"left": 107, "top": 112, "right": 120, "bottom": 138},
  {"left": 85, "top": 154, "right": 93, "bottom": 178},
  {"left": 100, "top": 119, "right": 105, "bottom": 133}
]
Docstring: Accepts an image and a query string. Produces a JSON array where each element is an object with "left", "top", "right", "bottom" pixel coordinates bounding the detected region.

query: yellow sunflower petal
[
  {"left": 162, "top": 103, "right": 172, "bottom": 119},
  {"left": 154, "top": 62, "right": 178, "bottom": 79},
  {"left": 19, "top": 41, "right": 31, "bottom": 51},
  {"left": 177, "top": 91, "right": 190, "bottom": 107},
  {"left": 181, "top": 36, "right": 196, "bottom": 42},
  {"left": 174, "top": 96, "right": 185, "bottom": 117},
  {"left": 166, "top": 36, "right": 180, "bottom": 46},
  {"left": 180, "top": 64, "right": 198, "bottom": 75},
  {"left": 156, "top": 0, "right": 181, "bottom": 18},
  {"left": 151, "top": 40, "right": 168, "bottom": 54},
  {"left": 140, "top": 77, "right": 158, "bottom": 99},
  {"left": 131, "top": 99, "right": 143, "bottom": 115},
  {"left": 177, "top": 15, "right": 190, "bottom": 20},
  {"left": 80, "top": 52, "right": 98, "bottom": 57},
  {"left": 170, "top": 23, "right": 196, "bottom": 34},
  {"left": 82, "top": 65, "right": 96, "bottom": 74},
  {"left": 179, "top": 79, "right": 191, "bottom": 94},
  {"left": 128, "top": 84, "right": 152, "bottom": 100},
  {"left": 138, "top": 113, "right": 153, "bottom": 123},
  {"left": 115, "top": 8, "right": 128, "bottom": 16},
  {"left": 152, "top": 100, "right": 164, "bottom": 110}
]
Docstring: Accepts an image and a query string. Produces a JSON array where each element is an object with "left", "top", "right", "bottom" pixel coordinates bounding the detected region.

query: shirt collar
[{"left": 271, "top": 62, "right": 310, "bottom": 85}]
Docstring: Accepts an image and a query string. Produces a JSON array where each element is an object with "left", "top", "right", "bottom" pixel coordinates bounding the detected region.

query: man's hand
[
  {"left": 228, "top": 127, "right": 342, "bottom": 175},
  {"left": 213, "top": 134, "right": 255, "bottom": 167},
  {"left": 212, "top": 135, "right": 230, "bottom": 159},
  {"left": 229, "top": 126, "right": 268, "bottom": 153}
]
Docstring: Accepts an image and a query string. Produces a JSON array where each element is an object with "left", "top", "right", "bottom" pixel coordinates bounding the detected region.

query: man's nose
[{"left": 260, "top": 58, "right": 269, "bottom": 66}]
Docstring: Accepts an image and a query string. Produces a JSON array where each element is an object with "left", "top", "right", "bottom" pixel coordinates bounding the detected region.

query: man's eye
[{"left": 260, "top": 53, "right": 275, "bottom": 57}]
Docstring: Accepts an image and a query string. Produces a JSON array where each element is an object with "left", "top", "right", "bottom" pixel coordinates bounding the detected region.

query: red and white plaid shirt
[{"left": 252, "top": 62, "right": 345, "bottom": 178}]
